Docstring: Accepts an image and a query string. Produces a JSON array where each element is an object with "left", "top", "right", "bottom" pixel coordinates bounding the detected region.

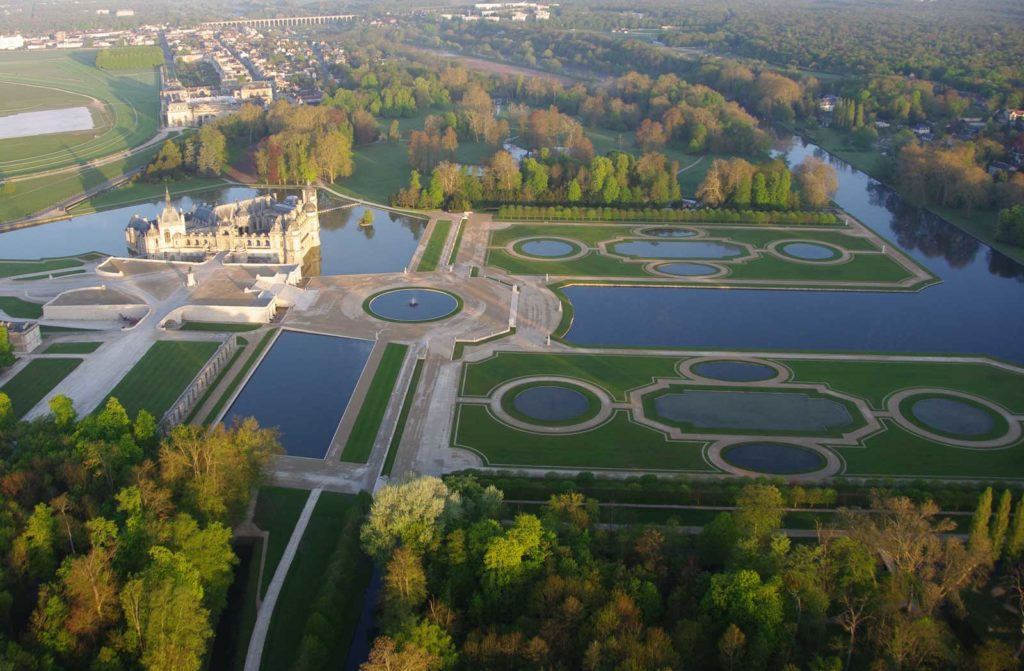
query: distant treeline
[{"left": 94, "top": 46, "right": 164, "bottom": 70}]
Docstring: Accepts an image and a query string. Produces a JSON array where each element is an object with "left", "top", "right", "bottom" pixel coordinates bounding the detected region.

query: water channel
[{"left": 564, "top": 137, "right": 1024, "bottom": 364}]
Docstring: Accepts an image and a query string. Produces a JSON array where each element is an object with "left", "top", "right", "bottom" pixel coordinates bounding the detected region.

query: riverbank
[{"left": 798, "top": 126, "right": 1024, "bottom": 265}]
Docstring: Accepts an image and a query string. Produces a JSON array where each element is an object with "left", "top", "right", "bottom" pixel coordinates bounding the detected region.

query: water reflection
[{"left": 0, "top": 189, "right": 427, "bottom": 278}]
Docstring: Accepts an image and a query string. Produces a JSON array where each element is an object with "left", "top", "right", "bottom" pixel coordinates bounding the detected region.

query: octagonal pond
[
  {"left": 611, "top": 240, "right": 744, "bottom": 260},
  {"left": 722, "top": 442, "right": 826, "bottom": 475},
  {"left": 910, "top": 397, "right": 998, "bottom": 437},
  {"left": 367, "top": 288, "right": 460, "bottom": 322},
  {"left": 655, "top": 262, "right": 720, "bottom": 277},
  {"left": 515, "top": 239, "right": 580, "bottom": 258},
  {"left": 511, "top": 385, "right": 592, "bottom": 423},
  {"left": 641, "top": 227, "right": 698, "bottom": 238},
  {"left": 652, "top": 389, "right": 855, "bottom": 433}
]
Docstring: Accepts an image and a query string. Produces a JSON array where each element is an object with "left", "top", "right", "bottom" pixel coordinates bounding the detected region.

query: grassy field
[
  {"left": 102, "top": 339, "right": 220, "bottom": 419},
  {"left": 454, "top": 351, "right": 1024, "bottom": 478},
  {"left": 484, "top": 221, "right": 927, "bottom": 288},
  {"left": 416, "top": 219, "right": 452, "bottom": 272},
  {"left": 382, "top": 358, "right": 424, "bottom": 476},
  {"left": 253, "top": 487, "right": 311, "bottom": 597},
  {"left": 0, "top": 256, "right": 84, "bottom": 278},
  {"left": 43, "top": 341, "right": 103, "bottom": 354},
  {"left": 0, "top": 358, "right": 82, "bottom": 418},
  {"left": 0, "top": 49, "right": 160, "bottom": 176},
  {"left": 260, "top": 492, "right": 371, "bottom": 671},
  {"left": 341, "top": 343, "right": 409, "bottom": 463},
  {"left": 0, "top": 141, "right": 163, "bottom": 222},
  {"left": 334, "top": 140, "right": 498, "bottom": 204},
  {"left": 0, "top": 297, "right": 44, "bottom": 318}
]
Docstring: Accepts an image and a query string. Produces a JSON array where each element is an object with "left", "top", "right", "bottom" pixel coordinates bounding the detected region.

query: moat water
[
  {"left": 0, "top": 188, "right": 426, "bottom": 276},
  {"left": 564, "top": 137, "right": 1024, "bottom": 364}
]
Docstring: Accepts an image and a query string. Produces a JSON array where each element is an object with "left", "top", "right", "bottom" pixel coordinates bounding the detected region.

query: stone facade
[
  {"left": 1, "top": 321, "right": 41, "bottom": 353},
  {"left": 125, "top": 187, "right": 320, "bottom": 265}
]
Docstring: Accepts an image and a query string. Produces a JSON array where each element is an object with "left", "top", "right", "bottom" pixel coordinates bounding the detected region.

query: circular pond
[
  {"left": 515, "top": 238, "right": 581, "bottom": 258},
  {"left": 722, "top": 442, "right": 826, "bottom": 475},
  {"left": 642, "top": 227, "right": 698, "bottom": 238},
  {"left": 910, "top": 397, "right": 998, "bottom": 437},
  {"left": 512, "top": 385, "right": 592, "bottom": 423},
  {"left": 692, "top": 359, "right": 779, "bottom": 382},
  {"left": 780, "top": 242, "right": 841, "bottom": 261},
  {"left": 366, "top": 288, "right": 460, "bottom": 322},
  {"left": 655, "top": 262, "right": 720, "bottom": 277}
]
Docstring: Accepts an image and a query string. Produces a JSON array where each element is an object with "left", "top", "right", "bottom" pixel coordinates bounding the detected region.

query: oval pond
[
  {"left": 781, "top": 242, "right": 841, "bottom": 261},
  {"left": 516, "top": 239, "right": 580, "bottom": 258},
  {"left": 910, "top": 397, "right": 997, "bottom": 437},
  {"left": 692, "top": 360, "right": 779, "bottom": 382},
  {"left": 723, "top": 442, "right": 826, "bottom": 475},
  {"left": 512, "top": 385, "right": 591, "bottom": 422}
]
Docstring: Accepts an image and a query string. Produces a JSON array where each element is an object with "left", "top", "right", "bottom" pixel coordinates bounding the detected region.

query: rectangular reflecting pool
[{"left": 225, "top": 331, "right": 374, "bottom": 458}]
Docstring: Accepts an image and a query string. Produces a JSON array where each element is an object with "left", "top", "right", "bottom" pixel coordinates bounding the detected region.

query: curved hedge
[{"left": 495, "top": 204, "right": 840, "bottom": 225}]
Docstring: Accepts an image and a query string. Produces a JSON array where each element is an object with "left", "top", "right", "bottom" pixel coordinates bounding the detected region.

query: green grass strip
[
  {"left": 0, "top": 358, "right": 82, "bottom": 418},
  {"left": 416, "top": 219, "right": 452, "bottom": 272},
  {"left": 0, "top": 297, "right": 44, "bottom": 319},
  {"left": 260, "top": 493, "right": 370, "bottom": 671},
  {"left": 448, "top": 217, "right": 466, "bottom": 265},
  {"left": 341, "top": 343, "right": 409, "bottom": 463},
  {"left": 183, "top": 337, "right": 248, "bottom": 425},
  {"left": 203, "top": 329, "right": 278, "bottom": 426},
  {"left": 382, "top": 357, "right": 424, "bottom": 476},
  {"left": 180, "top": 321, "right": 262, "bottom": 332},
  {"left": 102, "top": 340, "right": 220, "bottom": 420},
  {"left": 43, "top": 341, "right": 103, "bottom": 354},
  {"left": 0, "top": 257, "right": 83, "bottom": 278}
]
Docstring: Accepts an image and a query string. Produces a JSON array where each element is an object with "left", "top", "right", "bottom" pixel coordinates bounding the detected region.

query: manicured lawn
[
  {"left": 0, "top": 297, "right": 44, "bottom": 318},
  {"left": 334, "top": 141, "right": 412, "bottom": 204},
  {"left": 455, "top": 351, "right": 1024, "bottom": 478},
  {"left": 204, "top": 329, "right": 278, "bottom": 425},
  {"left": 0, "top": 358, "right": 83, "bottom": 418},
  {"left": 253, "top": 487, "right": 312, "bottom": 597},
  {"left": 102, "top": 339, "right": 220, "bottom": 419},
  {"left": 382, "top": 357, "right": 423, "bottom": 476},
  {"left": 483, "top": 221, "right": 926, "bottom": 288},
  {"left": 260, "top": 492, "right": 371, "bottom": 671},
  {"left": 341, "top": 343, "right": 409, "bottom": 463},
  {"left": 180, "top": 321, "right": 262, "bottom": 332},
  {"left": 43, "top": 341, "right": 103, "bottom": 354},
  {"left": 416, "top": 219, "right": 452, "bottom": 272},
  {"left": 0, "top": 257, "right": 83, "bottom": 278}
]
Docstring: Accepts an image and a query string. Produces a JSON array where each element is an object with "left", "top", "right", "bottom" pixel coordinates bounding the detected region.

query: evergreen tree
[
  {"left": 1005, "top": 494, "right": 1024, "bottom": 561},
  {"left": 991, "top": 490, "right": 1012, "bottom": 561},
  {"left": 968, "top": 487, "right": 994, "bottom": 563}
]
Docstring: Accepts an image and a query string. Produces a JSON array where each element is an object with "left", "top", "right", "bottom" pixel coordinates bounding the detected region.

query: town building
[
  {"left": 1, "top": 321, "right": 41, "bottom": 353},
  {"left": 125, "top": 188, "right": 321, "bottom": 266}
]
